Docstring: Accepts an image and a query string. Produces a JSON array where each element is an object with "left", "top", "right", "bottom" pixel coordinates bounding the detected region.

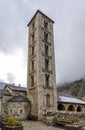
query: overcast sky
[{"left": 0, "top": 0, "right": 85, "bottom": 86}]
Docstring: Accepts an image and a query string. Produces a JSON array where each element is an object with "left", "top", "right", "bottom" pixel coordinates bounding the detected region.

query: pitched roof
[
  {"left": 8, "top": 95, "right": 30, "bottom": 102},
  {"left": 27, "top": 10, "right": 54, "bottom": 26},
  {"left": 57, "top": 93, "right": 85, "bottom": 105},
  {"left": 5, "top": 85, "right": 27, "bottom": 92}
]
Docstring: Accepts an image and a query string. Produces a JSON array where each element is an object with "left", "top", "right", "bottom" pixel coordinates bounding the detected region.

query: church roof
[
  {"left": 58, "top": 93, "right": 85, "bottom": 105},
  {"left": 27, "top": 10, "right": 54, "bottom": 26},
  {"left": 8, "top": 95, "right": 30, "bottom": 102},
  {"left": 4, "top": 85, "right": 26, "bottom": 92}
]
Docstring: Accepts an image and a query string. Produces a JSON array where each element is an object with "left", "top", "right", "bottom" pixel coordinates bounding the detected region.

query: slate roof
[
  {"left": 8, "top": 95, "right": 30, "bottom": 102},
  {"left": 58, "top": 93, "right": 85, "bottom": 105},
  {"left": 5, "top": 85, "right": 27, "bottom": 92}
]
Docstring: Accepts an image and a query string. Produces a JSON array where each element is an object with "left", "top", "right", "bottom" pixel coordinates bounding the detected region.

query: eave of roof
[
  {"left": 8, "top": 95, "right": 30, "bottom": 102},
  {"left": 27, "top": 10, "right": 54, "bottom": 27},
  {"left": 57, "top": 93, "right": 85, "bottom": 105},
  {"left": 4, "top": 85, "right": 26, "bottom": 92}
]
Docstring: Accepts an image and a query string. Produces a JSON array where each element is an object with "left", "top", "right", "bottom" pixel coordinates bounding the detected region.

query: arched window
[
  {"left": 58, "top": 104, "right": 66, "bottom": 111},
  {"left": 32, "top": 33, "right": 35, "bottom": 42},
  {"left": 32, "top": 60, "right": 34, "bottom": 70},
  {"left": 44, "top": 32, "right": 48, "bottom": 42},
  {"left": 45, "top": 58, "right": 49, "bottom": 70},
  {"left": 32, "top": 22, "right": 35, "bottom": 30},
  {"left": 44, "top": 20, "right": 48, "bottom": 29},
  {"left": 45, "top": 45, "right": 48, "bottom": 55},
  {"left": 32, "top": 46, "right": 34, "bottom": 55},
  {"left": 45, "top": 74, "right": 49, "bottom": 87},
  {"left": 31, "top": 75, "right": 34, "bottom": 86},
  {"left": 77, "top": 106, "right": 82, "bottom": 112},
  {"left": 46, "top": 94, "right": 50, "bottom": 107},
  {"left": 68, "top": 105, "right": 75, "bottom": 111}
]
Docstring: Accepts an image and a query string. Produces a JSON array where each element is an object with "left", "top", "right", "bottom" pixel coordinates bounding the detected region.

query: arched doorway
[
  {"left": 58, "top": 104, "right": 66, "bottom": 111},
  {"left": 68, "top": 105, "right": 75, "bottom": 111}
]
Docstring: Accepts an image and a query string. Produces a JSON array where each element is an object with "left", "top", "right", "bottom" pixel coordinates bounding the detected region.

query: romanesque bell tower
[{"left": 27, "top": 10, "right": 57, "bottom": 119}]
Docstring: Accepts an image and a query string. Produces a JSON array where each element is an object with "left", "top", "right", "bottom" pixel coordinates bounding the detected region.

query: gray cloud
[
  {"left": 0, "top": 0, "right": 85, "bottom": 84},
  {"left": 7, "top": 73, "right": 15, "bottom": 84}
]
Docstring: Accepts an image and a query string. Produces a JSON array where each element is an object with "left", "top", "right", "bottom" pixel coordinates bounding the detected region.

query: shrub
[{"left": 4, "top": 117, "right": 22, "bottom": 126}]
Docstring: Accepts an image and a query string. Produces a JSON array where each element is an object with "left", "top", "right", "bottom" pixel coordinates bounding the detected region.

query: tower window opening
[
  {"left": 31, "top": 75, "right": 34, "bottom": 86},
  {"left": 45, "top": 58, "right": 49, "bottom": 70},
  {"left": 44, "top": 20, "right": 48, "bottom": 29},
  {"left": 32, "top": 33, "right": 35, "bottom": 42},
  {"left": 32, "top": 60, "right": 34, "bottom": 70},
  {"left": 45, "top": 74, "right": 49, "bottom": 87},
  {"left": 32, "top": 46, "right": 34, "bottom": 55},
  {"left": 44, "top": 32, "right": 48, "bottom": 42},
  {"left": 45, "top": 45, "right": 48, "bottom": 55},
  {"left": 32, "top": 22, "right": 35, "bottom": 30}
]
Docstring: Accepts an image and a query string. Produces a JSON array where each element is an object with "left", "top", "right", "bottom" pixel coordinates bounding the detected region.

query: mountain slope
[{"left": 57, "top": 80, "right": 85, "bottom": 101}]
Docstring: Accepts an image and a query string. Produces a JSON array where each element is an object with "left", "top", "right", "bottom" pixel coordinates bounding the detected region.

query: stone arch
[
  {"left": 58, "top": 104, "right": 66, "bottom": 111},
  {"left": 68, "top": 105, "right": 75, "bottom": 111},
  {"left": 77, "top": 105, "right": 82, "bottom": 112}
]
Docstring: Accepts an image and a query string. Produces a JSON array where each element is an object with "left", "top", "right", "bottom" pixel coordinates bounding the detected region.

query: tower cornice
[{"left": 27, "top": 10, "right": 54, "bottom": 27}]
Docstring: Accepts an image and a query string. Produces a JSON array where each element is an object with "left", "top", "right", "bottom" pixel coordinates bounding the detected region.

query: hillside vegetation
[{"left": 57, "top": 79, "right": 85, "bottom": 101}]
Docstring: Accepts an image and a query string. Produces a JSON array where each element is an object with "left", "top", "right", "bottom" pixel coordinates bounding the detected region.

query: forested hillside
[{"left": 57, "top": 79, "right": 85, "bottom": 101}]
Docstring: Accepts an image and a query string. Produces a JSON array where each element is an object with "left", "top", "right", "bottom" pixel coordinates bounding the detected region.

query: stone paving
[{"left": 22, "top": 121, "right": 64, "bottom": 130}]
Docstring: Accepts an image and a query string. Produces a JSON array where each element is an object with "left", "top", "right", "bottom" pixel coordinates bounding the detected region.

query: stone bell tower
[{"left": 27, "top": 10, "right": 57, "bottom": 119}]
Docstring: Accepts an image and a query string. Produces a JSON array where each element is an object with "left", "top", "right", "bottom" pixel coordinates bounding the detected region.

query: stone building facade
[
  {"left": 1, "top": 84, "right": 31, "bottom": 120},
  {"left": 27, "top": 10, "right": 57, "bottom": 119}
]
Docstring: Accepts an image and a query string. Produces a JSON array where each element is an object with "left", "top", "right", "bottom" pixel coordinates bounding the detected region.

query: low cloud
[{"left": 7, "top": 73, "right": 15, "bottom": 84}]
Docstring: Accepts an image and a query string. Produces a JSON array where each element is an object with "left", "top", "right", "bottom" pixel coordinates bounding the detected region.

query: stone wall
[{"left": 8, "top": 101, "right": 31, "bottom": 120}]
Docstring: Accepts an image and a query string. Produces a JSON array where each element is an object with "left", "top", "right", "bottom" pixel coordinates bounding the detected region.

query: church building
[{"left": 0, "top": 10, "right": 85, "bottom": 120}]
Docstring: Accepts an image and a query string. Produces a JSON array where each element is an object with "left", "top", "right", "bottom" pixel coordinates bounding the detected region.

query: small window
[
  {"left": 32, "top": 22, "right": 35, "bottom": 30},
  {"left": 45, "top": 59, "right": 49, "bottom": 70},
  {"left": 32, "top": 60, "right": 34, "bottom": 70},
  {"left": 32, "top": 46, "right": 34, "bottom": 55},
  {"left": 31, "top": 75, "right": 34, "bottom": 86},
  {"left": 45, "top": 74, "right": 49, "bottom": 87},
  {"left": 44, "top": 20, "right": 48, "bottom": 29},
  {"left": 44, "top": 32, "right": 48, "bottom": 42},
  {"left": 32, "top": 33, "right": 35, "bottom": 42},
  {"left": 45, "top": 45, "right": 48, "bottom": 55}
]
